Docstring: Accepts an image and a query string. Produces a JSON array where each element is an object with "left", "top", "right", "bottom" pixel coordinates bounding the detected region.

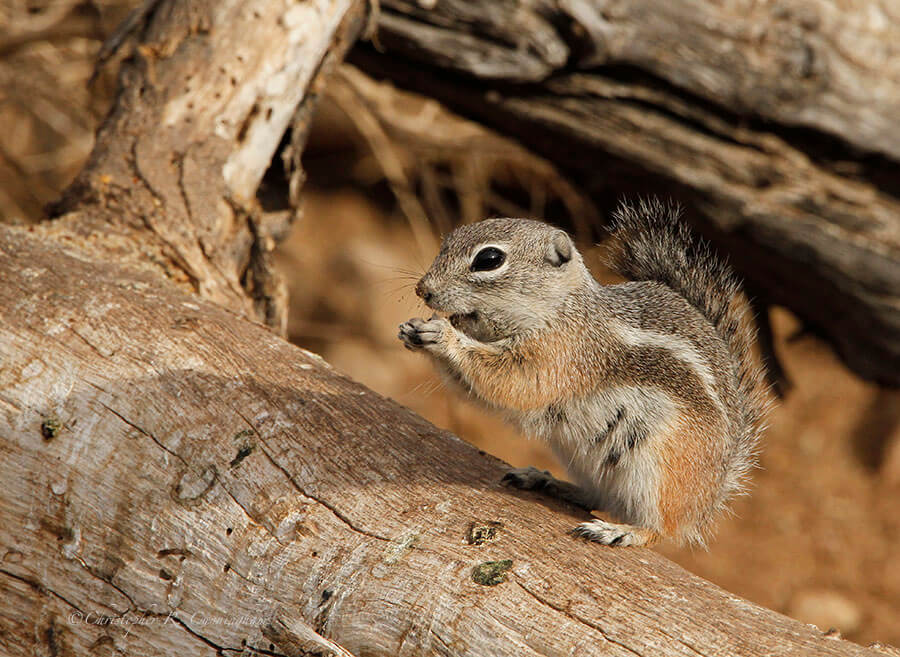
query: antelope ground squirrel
[{"left": 398, "top": 200, "right": 769, "bottom": 547}]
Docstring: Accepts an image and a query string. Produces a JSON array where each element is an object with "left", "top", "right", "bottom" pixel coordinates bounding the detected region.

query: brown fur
[
  {"left": 657, "top": 419, "right": 721, "bottom": 541},
  {"left": 445, "top": 329, "right": 597, "bottom": 412},
  {"left": 399, "top": 201, "right": 770, "bottom": 547}
]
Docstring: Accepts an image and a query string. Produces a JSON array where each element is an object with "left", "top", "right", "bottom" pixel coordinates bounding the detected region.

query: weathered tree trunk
[
  {"left": 47, "top": 0, "right": 367, "bottom": 334},
  {"left": 352, "top": 0, "right": 900, "bottom": 386},
  {"left": 0, "top": 1, "right": 895, "bottom": 656},
  {"left": 3, "top": 228, "right": 890, "bottom": 657}
]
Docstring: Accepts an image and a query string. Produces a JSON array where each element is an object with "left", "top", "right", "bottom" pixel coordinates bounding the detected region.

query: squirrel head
[{"left": 415, "top": 218, "right": 591, "bottom": 341}]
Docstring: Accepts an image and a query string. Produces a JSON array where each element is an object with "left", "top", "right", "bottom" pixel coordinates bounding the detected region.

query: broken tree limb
[
  {"left": 0, "top": 224, "right": 886, "bottom": 657},
  {"left": 47, "top": 0, "right": 368, "bottom": 334},
  {"left": 352, "top": 0, "right": 900, "bottom": 385},
  {"left": 373, "top": 0, "right": 900, "bottom": 159}
]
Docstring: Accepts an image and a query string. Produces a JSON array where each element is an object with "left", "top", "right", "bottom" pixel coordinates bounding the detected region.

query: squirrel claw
[
  {"left": 571, "top": 519, "right": 658, "bottom": 547},
  {"left": 501, "top": 466, "right": 553, "bottom": 490},
  {"left": 398, "top": 317, "right": 448, "bottom": 351}
]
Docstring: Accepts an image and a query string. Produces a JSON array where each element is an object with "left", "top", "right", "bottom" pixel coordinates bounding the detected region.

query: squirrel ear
[{"left": 545, "top": 231, "right": 572, "bottom": 267}]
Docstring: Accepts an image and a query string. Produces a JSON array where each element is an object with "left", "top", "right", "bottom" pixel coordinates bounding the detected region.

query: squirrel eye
[{"left": 470, "top": 247, "right": 506, "bottom": 272}]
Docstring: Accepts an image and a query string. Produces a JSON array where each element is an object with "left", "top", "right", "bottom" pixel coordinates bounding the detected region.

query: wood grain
[
  {"left": 0, "top": 225, "right": 882, "bottom": 656},
  {"left": 46, "top": 0, "right": 367, "bottom": 334},
  {"left": 1, "top": 1, "right": 896, "bottom": 654},
  {"left": 353, "top": 0, "right": 900, "bottom": 385}
]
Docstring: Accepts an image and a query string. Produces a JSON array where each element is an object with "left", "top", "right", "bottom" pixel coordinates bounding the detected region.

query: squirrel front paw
[{"left": 398, "top": 316, "right": 451, "bottom": 352}]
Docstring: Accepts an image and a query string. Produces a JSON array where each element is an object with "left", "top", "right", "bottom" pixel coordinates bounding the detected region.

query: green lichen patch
[
  {"left": 230, "top": 430, "right": 256, "bottom": 468},
  {"left": 466, "top": 521, "right": 503, "bottom": 546},
  {"left": 472, "top": 559, "right": 513, "bottom": 586},
  {"left": 41, "top": 417, "right": 61, "bottom": 441},
  {"left": 229, "top": 444, "right": 254, "bottom": 468}
]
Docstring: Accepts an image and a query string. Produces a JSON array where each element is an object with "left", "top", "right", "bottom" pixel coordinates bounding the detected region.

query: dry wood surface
[
  {"left": 354, "top": 0, "right": 900, "bottom": 386},
  {"left": 1, "top": 224, "right": 887, "bottom": 656},
  {"left": 47, "top": 0, "right": 366, "bottom": 333},
  {"left": 1, "top": 0, "right": 897, "bottom": 655}
]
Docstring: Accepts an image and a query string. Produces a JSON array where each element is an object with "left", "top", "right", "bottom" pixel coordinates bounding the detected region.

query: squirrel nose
[{"left": 415, "top": 279, "right": 433, "bottom": 303}]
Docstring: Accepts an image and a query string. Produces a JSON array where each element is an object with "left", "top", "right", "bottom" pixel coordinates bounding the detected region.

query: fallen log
[
  {"left": 0, "top": 222, "right": 885, "bottom": 657},
  {"left": 352, "top": 0, "right": 900, "bottom": 385}
]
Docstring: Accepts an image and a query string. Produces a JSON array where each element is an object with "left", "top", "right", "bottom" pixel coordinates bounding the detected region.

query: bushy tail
[{"left": 606, "top": 198, "right": 770, "bottom": 495}]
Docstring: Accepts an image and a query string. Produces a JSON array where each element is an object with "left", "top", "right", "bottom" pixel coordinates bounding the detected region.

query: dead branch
[{"left": 352, "top": 0, "right": 900, "bottom": 385}]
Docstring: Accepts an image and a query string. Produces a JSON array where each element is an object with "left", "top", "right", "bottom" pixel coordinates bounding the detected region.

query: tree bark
[
  {"left": 0, "top": 1, "right": 895, "bottom": 655},
  {"left": 352, "top": 0, "right": 900, "bottom": 386},
  {"left": 0, "top": 225, "right": 887, "bottom": 657},
  {"left": 47, "top": 0, "right": 366, "bottom": 334}
]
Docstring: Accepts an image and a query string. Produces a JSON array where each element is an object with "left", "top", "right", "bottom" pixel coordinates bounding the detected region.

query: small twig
[
  {"left": 0, "top": 17, "right": 101, "bottom": 59},
  {"left": 91, "top": 0, "right": 165, "bottom": 84}
]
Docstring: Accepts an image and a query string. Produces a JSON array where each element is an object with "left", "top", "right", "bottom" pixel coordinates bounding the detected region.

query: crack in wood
[
  {"left": 170, "top": 613, "right": 290, "bottom": 656},
  {"left": 0, "top": 567, "right": 86, "bottom": 615},
  {"left": 98, "top": 377, "right": 389, "bottom": 554},
  {"left": 3, "top": 566, "right": 279, "bottom": 656},
  {"left": 514, "top": 579, "right": 645, "bottom": 657},
  {"left": 69, "top": 326, "right": 116, "bottom": 358},
  {"left": 95, "top": 400, "right": 286, "bottom": 546},
  {"left": 97, "top": 401, "right": 181, "bottom": 462},
  {"left": 230, "top": 406, "right": 393, "bottom": 544}
]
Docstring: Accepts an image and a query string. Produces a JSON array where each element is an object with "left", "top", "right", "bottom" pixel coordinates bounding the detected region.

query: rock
[{"left": 787, "top": 589, "right": 862, "bottom": 635}]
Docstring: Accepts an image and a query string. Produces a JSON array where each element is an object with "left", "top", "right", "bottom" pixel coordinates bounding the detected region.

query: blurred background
[{"left": 1, "top": 0, "right": 898, "bottom": 646}]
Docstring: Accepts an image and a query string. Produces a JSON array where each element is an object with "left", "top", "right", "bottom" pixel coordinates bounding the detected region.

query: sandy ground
[{"left": 275, "top": 187, "right": 900, "bottom": 647}]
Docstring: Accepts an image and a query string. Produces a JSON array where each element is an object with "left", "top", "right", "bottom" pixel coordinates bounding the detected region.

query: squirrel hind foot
[
  {"left": 501, "top": 466, "right": 553, "bottom": 490},
  {"left": 501, "top": 466, "right": 595, "bottom": 511},
  {"left": 572, "top": 519, "right": 660, "bottom": 547}
]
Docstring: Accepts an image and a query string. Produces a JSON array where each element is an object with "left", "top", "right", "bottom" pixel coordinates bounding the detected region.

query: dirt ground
[
  {"left": 2, "top": 3, "right": 898, "bottom": 647},
  {"left": 275, "top": 185, "right": 900, "bottom": 648}
]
